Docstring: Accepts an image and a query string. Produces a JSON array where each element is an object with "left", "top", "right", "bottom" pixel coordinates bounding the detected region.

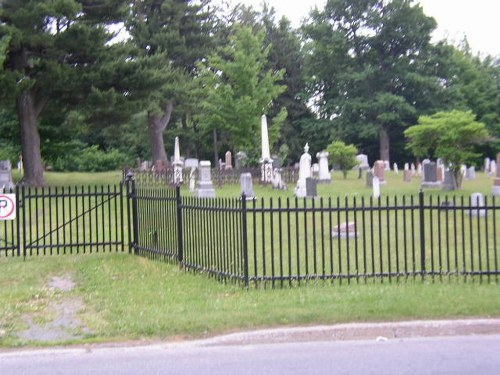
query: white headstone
[
  {"left": 240, "top": 173, "right": 255, "bottom": 198},
  {"left": 197, "top": 161, "right": 215, "bottom": 198},
  {"left": 295, "top": 143, "right": 312, "bottom": 198},
  {"left": 373, "top": 176, "right": 380, "bottom": 198},
  {"left": 316, "top": 151, "right": 331, "bottom": 182},
  {"left": 469, "top": 192, "right": 486, "bottom": 217},
  {"left": 260, "top": 115, "right": 271, "bottom": 162},
  {"left": 393, "top": 163, "right": 399, "bottom": 174},
  {"left": 355, "top": 154, "right": 369, "bottom": 170}
]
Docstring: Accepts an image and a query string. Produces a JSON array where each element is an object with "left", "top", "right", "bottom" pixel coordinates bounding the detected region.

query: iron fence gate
[{"left": 0, "top": 184, "right": 130, "bottom": 257}]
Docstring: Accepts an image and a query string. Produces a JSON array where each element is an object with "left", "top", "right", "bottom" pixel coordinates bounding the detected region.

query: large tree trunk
[
  {"left": 17, "top": 90, "right": 45, "bottom": 187},
  {"left": 148, "top": 101, "right": 173, "bottom": 163},
  {"left": 379, "top": 126, "right": 390, "bottom": 162}
]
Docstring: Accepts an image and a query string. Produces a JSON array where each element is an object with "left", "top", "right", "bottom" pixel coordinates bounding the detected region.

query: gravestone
[
  {"left": 197, "top": 161, "right": 216, "bottom": 198},
  {"left": 492, "top": 153, "right": 500, "bottom": 196},
  {"left": 384, "top": 160, "right": 390, "bottom": 171},
  {"left": 366, "top": 171, "right": 374, "bottom": 188},
  {"left": 416, "top": 163, "right": 422, "bottom": 176},
  {"left": 485, "top": 157, "right": 491, "bottom": 173},
  {"left": 17, "top": 155, "right": 23, "bottom": 172},
  {"left": 240, "top": 173, "right": 255, "bottom": 199},
  {"left": 295, "top": 143, "right": 312, "bottom": 198},
  {"left": 316, "top": 151, "right": 331, "bottom": 183},
  {"left": 491, "top": 160, "right": 497, "bottom": 176},
  {"left": 271, "top": 168, "right": 286, "bottom": 190},
  {"left": 306, "top": 177, "right": 317, "bottom": 197},
  {"left": 184, "top": 158, "right": 199, "bottom": 169},
  {"left": 373, "top": 160, "right": 386, "bottom": 184},
  {"left": 355, "top": 154, "right": 370, "bottom": 170},
  {"left": 373, "top": 176, "right": 380, "bottom": 198},
  {"left": 460, "top": 164, "right": 467, "bottom": 177},
  {"left": 153, "top": 159, "right": 166, "bottom": 174},
  {"left": 465, "top": 166, "right": 476, "bottom": 180},
  {"left": 421, "top": 161, "right": 440, "bottom": 188},
  {"left": 189, "top": 168, "right": 196, "bottom": 192},
  {"left": 225, "top": 151, "right": 233, "bottom": 170},
  {"left": 332, "top": 222, "right": 357, "bottom": 239},
  {"left": 469, "top": 192, "right": 486, "bottom": 217},
  {"left": 442, "top": 170, "right": 457, "bottom": 191},
  {"left": 436, "top": 165, "right": 444, "bottom": 182},
  {"left": 410, "top": 163, "right": 416, "bottom": 176},
  {"left": 393, "top": 163, "right": 399, "bottom": 174},
  {"left": 0, "top": 160, "right": 14, "bottom": 190}
]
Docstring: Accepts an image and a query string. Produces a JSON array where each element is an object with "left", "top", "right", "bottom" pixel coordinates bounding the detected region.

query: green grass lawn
[{"left": 0, "top": 253, "right": 499, "bottom": 347}]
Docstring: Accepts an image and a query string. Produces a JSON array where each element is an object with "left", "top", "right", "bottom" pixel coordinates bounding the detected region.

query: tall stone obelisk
[
  {"left": 173, "top": 136, "right": 183, "bottom": 185},
  {"left": 260, "top": 115, "right": 273, "bottom": 184}
]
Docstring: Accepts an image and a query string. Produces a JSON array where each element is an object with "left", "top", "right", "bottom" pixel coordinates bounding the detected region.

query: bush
[{"left": 50, "top": 144, "right": 133, "bottom": 172}]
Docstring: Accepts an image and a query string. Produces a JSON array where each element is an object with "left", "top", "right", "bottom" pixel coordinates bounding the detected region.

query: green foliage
[
  {"left": 326, "top": 140, "right": 358, "bottom": 179},
  {"left": 197, "top": 24, "right": 286, "bottom": 156},
  {"left": 49, "top": 144, "right": 132, "bottom": 172},
  {"left": 303, "top": 0, "right": 440, "bottom": 163},
  {"left": 405, "top": 110, "right": 490, "bottom": 188}
]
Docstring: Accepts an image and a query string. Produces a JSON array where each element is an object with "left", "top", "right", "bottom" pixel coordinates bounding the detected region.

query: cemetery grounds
[{"left": 0, "top": 170, "right": 499, "bottom": 347}]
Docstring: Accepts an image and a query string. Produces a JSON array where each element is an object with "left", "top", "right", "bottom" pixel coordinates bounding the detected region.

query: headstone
[
  {"left": 484, "top": 157, "right": 491, "bottom": 173},
  {"left": 436, "top": 165, "right": 444, "bottom": 182},
  {"left": 384, "top": 160, "right": 390, "bottom": 171},
  {"left": 373, "top": 160, "right": 386, "bottom": 184},
  {"left": 0, "top": 160, "right": 14, "bottom": 190},
  {"left": 366, "top": 171, "right": 374, "bottom": 188},
  {"left": 311, "top": 163, "right": 320, "bottom": 179},
  {"left": 197, "top": 161, "right": 216, "bottom": 198},
  {"left": 260, "top": 115, "right": 273, "bottom": 183},
  {"left": 17, "top": 155, "right": 23, "bottom": 173},
  {"left": 316, "top": 150, "right": 331, "bottom": 183},
  {"left": 410, "top": 163, "right": 416, "bottom": 176},
  {"left": 421, "top": 161, "right": 440, "bottom": 188},
  {"left": 172, "top": 137, "right": 183, "bottom": 185},
  {"left": 465, "top": 166, "right": 476, "bottom": 180},
  {"left": 224, "top": 151, "right": 233, "bottom": 170},
  {"left": 492, "top": 153, "right": 500, "bottom": 196},
  {"left": 416, "top": 163, "right": 422, "bottom": 176},
  {"left": 272, "top": 156, "right": 281, "bottom": 169},
  {"left": 442, "top": 169, "right": 456, "bottom": 191},
  {"left": 271, "top": 168, "right": 286, "bottom": 190},
  {"left": 240, "top": 173, "right": 255, "bottom": 199},
  {"left": 373, "top": 176, "right": 380, "bottom": 198},
  {"left": 332, "top": 222, "right": 357, "bottom": 239},
  {"left": 393, "top": 163, "right": 399, "bottom": 174},
  {"left": 184, "top": 158, "right": 199, "bottom": 169},
  {"left": 491, "top": 160, "right": 497, "bottom": 176},
  {"left": 460, "top": 164, "right": 467, "bottom": 177},
  {"left": 355, "top": 154, "right": 369, "bottom": 170},
  {"left": 189, "top": 167, "right": 196, "bottom": 192},
  {"left": 306, "top": 177, "right": 317, "bottom": 197},
  {"left": 295, "top": 143, "right": 312, "bottom": 198},
  {"left": 469, "top": 192, "right": 486, "bottom": 217}
]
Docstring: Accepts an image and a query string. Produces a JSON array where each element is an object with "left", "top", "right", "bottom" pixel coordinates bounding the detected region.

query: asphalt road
[{"left": 1, "top": 334, "right": 499, "bottom": 375}]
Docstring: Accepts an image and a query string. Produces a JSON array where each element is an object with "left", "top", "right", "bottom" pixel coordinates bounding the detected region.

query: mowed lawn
[{"left": 0, "top": 170, "right": 499, "bottom": 347}]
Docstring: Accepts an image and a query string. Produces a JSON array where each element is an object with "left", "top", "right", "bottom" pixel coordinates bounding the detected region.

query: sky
[{"left": 225, "top": 0, "right": 500, "bottom": 57}]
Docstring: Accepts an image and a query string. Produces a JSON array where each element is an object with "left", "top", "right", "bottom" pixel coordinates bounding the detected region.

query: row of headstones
[{"left": 0, "top": 160, "right": 15, "bottom": 191}]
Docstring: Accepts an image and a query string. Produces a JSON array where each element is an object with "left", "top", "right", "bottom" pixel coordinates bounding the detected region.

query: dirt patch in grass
[{"left": 17, "top": 274, "right": 92, "bottom": 343}]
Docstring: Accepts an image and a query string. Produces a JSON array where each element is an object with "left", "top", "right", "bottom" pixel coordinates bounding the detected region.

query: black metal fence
[
  {"left": 2, "top": 182, "right": 499, "bottom": 286},
  {"left": 130, "top": 185, "right": 500, "bottom": 286},
  {"left": 0, "top": 185, "right": 129, "bottom": 257}
]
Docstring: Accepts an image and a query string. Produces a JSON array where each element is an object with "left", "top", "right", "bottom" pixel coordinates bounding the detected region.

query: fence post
[
  {"left": 241, "top": 193, "right": 249, "bottom": 288},
  {"left": 419, "top": 189, "right": 426, "bottom": 278},
  {"left": 129, "top": 180, "right": 139, "bottom": 255},
  {"left": 176, "top": 185, "right": 184, "bottom": 265},
  {"left": 15, "top": 185, "right": 21, "bottom": 258}
]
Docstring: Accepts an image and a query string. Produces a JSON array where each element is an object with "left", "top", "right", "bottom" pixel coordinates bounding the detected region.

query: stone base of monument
[
  {"left": 421, "top": 181, "right": 442, "bottom": 188},
  {"left": 332, "top": 222, "right": 357, "bottom": 238},
  {"left": 197, "top": 182, "right": 216, "bottom": 198}
]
